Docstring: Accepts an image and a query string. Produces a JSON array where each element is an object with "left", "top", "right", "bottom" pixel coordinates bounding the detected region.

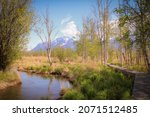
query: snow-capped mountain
[{"left": 32, "top": 37, "right": 76, "bottom": 51}]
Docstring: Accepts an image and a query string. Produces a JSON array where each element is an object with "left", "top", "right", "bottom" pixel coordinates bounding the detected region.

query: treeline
[
  {"left": 76, "top": 0, "right": 150, "bottom": 72},
  {"left": 26, "top": 47, "right": 77, "bottom": 62}
]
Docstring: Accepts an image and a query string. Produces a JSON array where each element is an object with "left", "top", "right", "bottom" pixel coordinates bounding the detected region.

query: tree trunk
[
  {"left": 47, "top": 49, "right": 52, "bottom": 66},
  {"left": 143, "top": 48, "right": 150, "bottom": 73}
]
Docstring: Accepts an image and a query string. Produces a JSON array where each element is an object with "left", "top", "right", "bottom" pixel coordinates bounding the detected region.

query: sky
[{"left": 28, "top": 0, "right": 118, "bottom": 50}]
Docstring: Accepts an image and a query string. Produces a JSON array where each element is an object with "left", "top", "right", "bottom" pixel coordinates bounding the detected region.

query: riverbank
[
  {"left": 0, "top": 71, "right": 21, "bottom": 90},
  {"left": 17, "top": 65, "right": 75, "bottom": 83},
  {"left": 15, "top": 56, "right": 99, "bottom": 83},
  {"left": 18, "top": 64, "right": 133, "bottom": 99},
  {"left": 14, "top": 56, "right": 133, "bottom": 99}
]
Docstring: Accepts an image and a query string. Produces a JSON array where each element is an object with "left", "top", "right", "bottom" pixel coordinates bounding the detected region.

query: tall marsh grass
[{"left": 63, "top": 66, "right": 133, "bottom": 100}]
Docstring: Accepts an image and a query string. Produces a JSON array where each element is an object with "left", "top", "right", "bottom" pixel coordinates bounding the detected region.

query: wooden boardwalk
[
  {"left": 107, "top": 64, "right": 150, "bottom": 100},
  {"left": 133, "top": 74, "right": 150, "bottom": 99}
]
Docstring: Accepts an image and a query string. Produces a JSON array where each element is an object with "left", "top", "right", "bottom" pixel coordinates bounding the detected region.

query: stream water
[{"left": 0, "top": 72, "right": 72, "bottom": 100}]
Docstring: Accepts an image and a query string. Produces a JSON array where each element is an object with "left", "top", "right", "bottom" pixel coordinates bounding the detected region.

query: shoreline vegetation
[
  {"left": 15, "top": 56, "right": 133, "bottom": 99},
  {"left": 0, "top": 71, "right": 21, "bottom": 90}
]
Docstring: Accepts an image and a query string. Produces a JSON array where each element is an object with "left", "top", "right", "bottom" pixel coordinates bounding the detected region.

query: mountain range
[{"left": 32, "top": 37, "right": 76, "bottom": 51}]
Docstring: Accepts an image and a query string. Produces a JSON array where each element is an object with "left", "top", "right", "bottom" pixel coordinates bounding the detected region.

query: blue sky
[{"left": 28, "top": 0, "right": 118, "bottom": 50}]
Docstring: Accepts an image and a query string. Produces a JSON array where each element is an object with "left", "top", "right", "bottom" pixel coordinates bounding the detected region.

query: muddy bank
[
  {"left": 0, "top": 71, "right": 22, "bottom": 90},
  {"left": 0, "top": 80, "right": 21, "bottom": 90}
]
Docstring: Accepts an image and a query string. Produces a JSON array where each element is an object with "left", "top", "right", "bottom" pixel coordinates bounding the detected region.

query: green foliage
[
  {"left": 53, "top": 67, "right": 63, "bottom": 75},
  {"left": 115, "top": 0, "right": 150, "bottom": 72},
  {"left": 63, "top": 89, "right": 85, "bottom": 100},
  {"left": 76, "top": 17, "right": 100, "bottom": 61},
  {"left": 95, "top": 90, "right": 107, "bottom": 100},
  {"left": 26, "top": 50, "right": 47, "bottom": 56},
  {"left": 40, "top": 65, "right": 52, "bottom": 73},
  {"left": 127, "top": 65, "right": 147, "bottom": 72},
  {"left": 52, "top": 47, "right": 65, "bottom": 62},
  {"left": 52, "top": 47, "right": 76, "bottom": 62},
  {"left": 80, "top": 80, "right": 96, "bottom": 99},
  {"left": 27, "top": 65, "right": 52, "bottom": 73},
  {"left": 0, "top": 0, "right": 33, "bottom": 70},
  {"left": 63, "top": 66, "right": 133, "bottom": 100}
]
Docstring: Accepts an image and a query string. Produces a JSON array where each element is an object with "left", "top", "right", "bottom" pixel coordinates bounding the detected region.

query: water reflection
[
  {"left": 0, "top": 72, "right": 72, "bottom": 100},
  {"left": 0, "top": 84, "right": 22, "bottom": 100}
]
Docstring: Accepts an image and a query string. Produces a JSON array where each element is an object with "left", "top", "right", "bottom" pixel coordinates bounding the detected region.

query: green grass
[
  {"left": 62, "top": 89, "right": 85, "bottom": 100},
  {"left": 110, "top": 63, "right": 147, "bottom": 72},
  {"left": 63, "top": 66, "right": 133, "bottom": 100},
  {"left": 53, "top": 67, "right": 64, "bottom": 74},
  {"left": 27, "top": 65, "right": 52, "bottom": 73},
  {"left": 126, "top": 65, "right": 147, "bottom": 72},
  {"left": 0, "top": 71, "right": 19, "bottom": 83}
]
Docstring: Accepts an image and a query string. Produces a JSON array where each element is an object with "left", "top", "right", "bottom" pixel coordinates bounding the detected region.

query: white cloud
[
  {"left": 61, "top": 21, "right": 80, "bottom": 40},
  {"left": 61, "top": 16, "right": 72, "bottom": 25}
]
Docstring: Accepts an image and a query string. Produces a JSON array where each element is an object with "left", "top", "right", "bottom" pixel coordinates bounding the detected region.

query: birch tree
[{"left": 93, "top": 0, "right": 111, "bottom": 65}]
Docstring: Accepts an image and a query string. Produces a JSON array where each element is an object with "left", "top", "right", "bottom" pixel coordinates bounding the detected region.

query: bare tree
[
  {"left": 34, "top": 9, "right": 53, "bottom": 66},
  {"left": 93, "top": 0, "right": 103, "bottom": 64},
  {"left": 93, "top": 0, "right": 111, "bottom": 65}
]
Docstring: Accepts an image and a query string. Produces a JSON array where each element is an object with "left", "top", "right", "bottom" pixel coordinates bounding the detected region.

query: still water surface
[{"left": 0, "top": 72, "right": 72, "bottom": 100}]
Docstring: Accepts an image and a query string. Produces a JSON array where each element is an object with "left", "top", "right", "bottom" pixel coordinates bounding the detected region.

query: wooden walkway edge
[{"left": 107, "top": 63, "right": 150, "bottom": 100}]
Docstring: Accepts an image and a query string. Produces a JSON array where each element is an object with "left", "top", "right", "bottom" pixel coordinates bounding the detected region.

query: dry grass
[
  {"left": 14, "top": 56, "right": 101, "bottom": 70},
  {"left": 14, "top": 56, "right": 48, "bottom": 68}
]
